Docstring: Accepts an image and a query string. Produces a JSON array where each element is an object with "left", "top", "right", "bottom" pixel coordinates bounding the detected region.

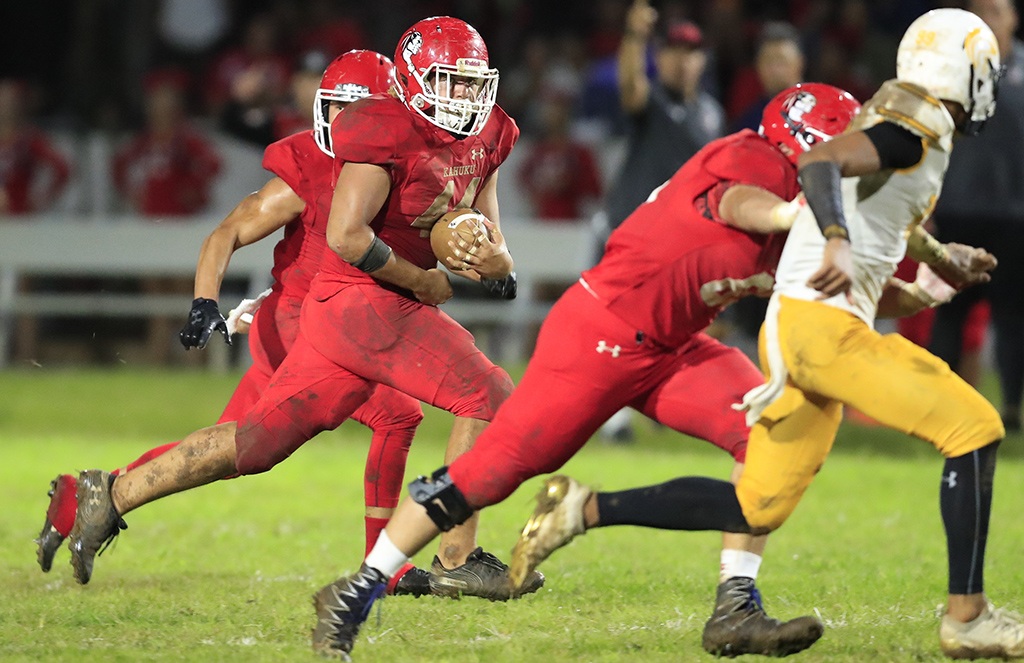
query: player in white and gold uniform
[{"left": 731, "top": 8, "right": 1023, "bottom": 659}]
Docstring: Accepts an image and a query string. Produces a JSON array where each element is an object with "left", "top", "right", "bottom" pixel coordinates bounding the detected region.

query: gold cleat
[{"left": 509, "top": 475, "right": 591, "bottom": 594}]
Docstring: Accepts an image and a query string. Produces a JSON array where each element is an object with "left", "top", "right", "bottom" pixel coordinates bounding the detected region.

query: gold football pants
[{"left": 737, "top": 296, "right": 1004, "bottom": 532}]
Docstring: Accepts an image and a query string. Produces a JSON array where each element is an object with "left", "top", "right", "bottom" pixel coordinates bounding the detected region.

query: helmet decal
[{"left": 759, "top": 83, "right": 861, "bottom": 165}]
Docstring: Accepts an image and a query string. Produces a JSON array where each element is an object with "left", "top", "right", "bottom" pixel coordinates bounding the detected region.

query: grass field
[{"left": 1, "top": 368, "right": 1022, "bottom": 662}]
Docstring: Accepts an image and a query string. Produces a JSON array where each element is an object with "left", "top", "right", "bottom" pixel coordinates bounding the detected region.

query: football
[{"left": 430, "top": 209, "right": 489, "bottom": 270}]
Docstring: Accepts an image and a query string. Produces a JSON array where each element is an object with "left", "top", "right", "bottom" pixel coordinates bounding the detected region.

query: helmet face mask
[
  {"left": 313, "top": 50, "right": 397, "bottom": 157},
  {"left": 396, "top": 17, "right": 499, "bottom": 137},
  {"left": 896, "top": 8, "right": 1002, "bottom": 136},
  {"left": 758, "top": 83, "right": 862, "bottom": 166}
]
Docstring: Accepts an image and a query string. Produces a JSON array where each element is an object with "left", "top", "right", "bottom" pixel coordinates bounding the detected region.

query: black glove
[
  {"left": 179, "top": 298, "right": 231, "bottom": 349},
  {"left": 480, "top": 271, "right": 517, "bottom": 300}
]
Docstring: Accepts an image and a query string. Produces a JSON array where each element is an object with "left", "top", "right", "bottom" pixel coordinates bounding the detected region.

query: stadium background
[{"left": 0, "top": 0, "right": 1016, "bottom": 369}]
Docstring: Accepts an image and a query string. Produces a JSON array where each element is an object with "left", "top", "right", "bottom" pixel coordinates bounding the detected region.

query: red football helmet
[
  {"left": 758, "top": 83, "right": 861, "bottom": 165},
  {"left": 314, "top": 50, "right": 398, "bottom": 157},
  {"left": 394, "top": 16, "right": 499, "bottom": 137}
]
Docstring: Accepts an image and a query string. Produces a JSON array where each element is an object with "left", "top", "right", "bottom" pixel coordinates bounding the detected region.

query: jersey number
[{"left": 412, "top": 177, "right": 482, "bottom": 234}]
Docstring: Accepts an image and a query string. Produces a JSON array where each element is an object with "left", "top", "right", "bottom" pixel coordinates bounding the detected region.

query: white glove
[
  {"left": 909, "top": 262, "right": 957, "bottom": 307},
  {"left": 226, "top": 288, "right": 272, "bottom": 335}
]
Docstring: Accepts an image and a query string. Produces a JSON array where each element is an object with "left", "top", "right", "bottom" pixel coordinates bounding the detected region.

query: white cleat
[
  {"left": 509, "top": 475, "right": 591, "bottom": 594},
  {"left": 941, "top": 602, "right": 1024, "bottom": 659}
]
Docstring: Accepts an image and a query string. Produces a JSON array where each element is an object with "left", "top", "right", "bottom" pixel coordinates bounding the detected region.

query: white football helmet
[{"left": 896, "top": 8, "right": 1002, "bottom": 135}]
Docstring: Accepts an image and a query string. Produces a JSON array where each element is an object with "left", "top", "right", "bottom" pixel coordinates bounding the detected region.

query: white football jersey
[{"left": 773, "top": 80, "right": 956, "bottom": 326}]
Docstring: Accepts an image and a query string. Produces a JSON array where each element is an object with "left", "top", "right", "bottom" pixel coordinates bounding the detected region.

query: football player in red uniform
[
  {"left": 64, "top": 18, "right": 542, "bottom": 606},
  {"left": 299, "top": 82, "right": 861, "bottom": 658},
  {"left": 36, "top": 51, "right": 437, "bottom": 595}
]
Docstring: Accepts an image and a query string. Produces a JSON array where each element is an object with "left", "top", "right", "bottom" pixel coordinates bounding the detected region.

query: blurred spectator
[
  {"left": 274, "top": 50, "right": 330, "bottom": 140},
  {"left": 296, "top": 0, "right": 369, "bottom": 57},
  {"left": 0, "top": 80, "right": 70, "bottom": 216},
  {"left": 587, "top": 0, "right": 629, "bottom": 59},
  {"left": 727, "top": 21, "right": 804, "bottom": 130},
  {"left": 518, "top": 95, "right": 602, "bottom": 221},
  {"left": 501, "top": 33, "right": 588, "bottom": 136},
  {"left": 204, "top": 13, "right": 291, "bottom": 120},
  {"left": 224, "top": 49, "right": 330, "bottom": 146},
  {"left": 112, "top": 70, "right": 222, "bottom": 216},
  {"left": 602, "top": 6, "right": 723, "bottom": 239},
  {"left": 930, "top": 0, "right": 1024, "bottom": 432}
]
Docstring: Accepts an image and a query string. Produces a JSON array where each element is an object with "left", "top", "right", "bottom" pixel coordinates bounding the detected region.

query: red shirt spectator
[
  {"left": 0, "top": 80, "right": 70, "bottom": 215},
  {"left": 113, "top": 73, "right": 221, "bottom": 216},
  {"left": 518, "top": 97, "right": 602, "bottom": 220},
  {"left": 204, "top": 13, "right": 291, "bottom": 116}
]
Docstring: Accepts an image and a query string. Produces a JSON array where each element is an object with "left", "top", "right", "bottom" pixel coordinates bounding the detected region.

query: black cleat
[
  {"left": 391, "top": 566, "right": 432, "bottom": 598},
  {"left": 702, "top": 577, "right": 824, "bottom": 657},
  {"left": 311, "top": 563, "right": 387, "bottom": 660},
  {"left": 67, "top": 470, "right": 127, "bottom": 585},
  {"left": 430, "top": 546, "right": 544, "bottom": 601}
]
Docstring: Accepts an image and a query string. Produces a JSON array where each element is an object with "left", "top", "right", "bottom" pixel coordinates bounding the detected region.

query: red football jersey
[
  {"left": 582, "top": 129, "right": 799, "bottom": 347},
  {"left": 261, "top": 130, "right": 333, "bottom": 297},
  {"left": 319, "top": 95, "right": 519, "bottom": 292}
]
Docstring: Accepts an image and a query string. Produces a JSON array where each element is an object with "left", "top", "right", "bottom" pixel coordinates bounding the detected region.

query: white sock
[
  {"left": 720, "top": 549, "right": 762, "bottom": 583},
  {"left": 363, "top": 531, "right": 409, "bottom": 578}
]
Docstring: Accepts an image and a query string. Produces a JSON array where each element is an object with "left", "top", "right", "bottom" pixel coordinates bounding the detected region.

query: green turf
[{"left": 1, "top": 368, "right": 1022, "bottom": 662}]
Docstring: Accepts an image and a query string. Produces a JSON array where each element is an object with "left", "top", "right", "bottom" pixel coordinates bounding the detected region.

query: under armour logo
[
  {"left": 471, "top": 147, "right": 485, "bottom": 160},
  {"left": 596, "top": 340, "right": 621, "bottom": 357},
  {"left": 942, "top": 471, "right": 958, "bottom": 489}
]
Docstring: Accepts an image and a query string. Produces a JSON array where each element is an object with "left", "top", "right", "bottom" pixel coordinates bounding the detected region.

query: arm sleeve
[{"left": 862, "top": 122, "right": 924, "bottom": 170}]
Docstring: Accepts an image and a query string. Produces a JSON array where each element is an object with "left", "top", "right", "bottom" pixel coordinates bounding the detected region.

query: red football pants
[
  {"left": 448, "top": 282, "right": 762, "bottom": 508},
  {"left": 233, "top": 283, "right": 511, "bottom": 475}
]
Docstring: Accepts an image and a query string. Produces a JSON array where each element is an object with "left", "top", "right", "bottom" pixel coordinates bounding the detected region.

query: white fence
[{"left": 0, "top": 217, "right": 597, "bottom": 367}]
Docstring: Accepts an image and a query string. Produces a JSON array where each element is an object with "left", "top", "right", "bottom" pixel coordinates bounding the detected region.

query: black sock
[
  {"left": 941, "top": 440, "right": 1000, "bottom": 595},
  {"left": 595, "top": 477, "right": 750, "bottom": 533}
]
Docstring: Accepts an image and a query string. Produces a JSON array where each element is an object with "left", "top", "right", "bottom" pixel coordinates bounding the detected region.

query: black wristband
[
  {"left": 350, "top": 235, "right": 393, "bottom": 273},
  {"left": 798, "top": 160, "right": 849, "bottom": 241}
]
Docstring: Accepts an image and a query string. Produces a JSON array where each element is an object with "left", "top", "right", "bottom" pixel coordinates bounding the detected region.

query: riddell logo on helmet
[
  {"left": 456, "top": 58, "right": 486, "bottom": 72},
  {"left": 335, "top": 83, "right": 370, "bottom": 96}
]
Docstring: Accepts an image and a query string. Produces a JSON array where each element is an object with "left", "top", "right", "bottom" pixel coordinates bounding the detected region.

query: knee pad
[{"left": 408, "top": 467, "right": 473, "bottom": 531}]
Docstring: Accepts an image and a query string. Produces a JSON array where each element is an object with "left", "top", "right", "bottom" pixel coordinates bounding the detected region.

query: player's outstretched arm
[
  {"left": 181, "top": 177, "right": 304, "bottom": 349},
  {"left": 718, "top": 186, "right": 805, "bottom": 234}
]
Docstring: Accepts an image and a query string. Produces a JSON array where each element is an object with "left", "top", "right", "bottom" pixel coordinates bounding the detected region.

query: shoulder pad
[{"left": 851, "top": 80, "right": 955, "bottom": 150}]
